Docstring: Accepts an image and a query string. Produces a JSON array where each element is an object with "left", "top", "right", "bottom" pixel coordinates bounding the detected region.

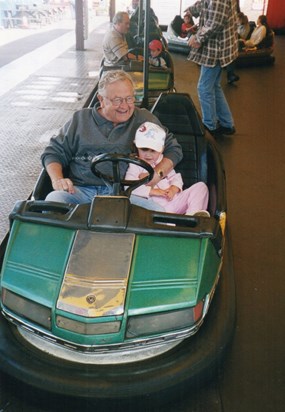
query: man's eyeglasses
[{"left": 103, "top": 96, "right": 135, "bottom": 106}]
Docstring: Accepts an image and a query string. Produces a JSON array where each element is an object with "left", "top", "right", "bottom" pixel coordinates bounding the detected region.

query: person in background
[
  {"left": 237, "top": 12, "right": 251, "bottom": 40},
  {"left": 184, "top": 0, "right": 238, "bottom": 138},
  {"left": 41, "top": 70, "right": 182, "bottom": 206},
  {"left": 149, "top": 39, "right": 167, "bottom": 68},
  {"left": 240, "top": 15, "right": 269, "bottom": 49},
  {"left": 102, "top": 11, "right": 143, "bottom": 67},
  {"left": 180, "top": 14, "right": 197, "bottom": 38},
  {"left": 126, "top": 122, "right": 209, "bottom": 216}
]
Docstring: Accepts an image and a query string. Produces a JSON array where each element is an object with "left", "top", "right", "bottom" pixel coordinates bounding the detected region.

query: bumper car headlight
[
  {"left": 56, "top": 315, "right": 121, "bottom": 335},
  {"left": 126, "top": 302, "right": 204, "bottom": 339},
  {"left": 2, "top": 288, "right": 51, "bottom": 330}
]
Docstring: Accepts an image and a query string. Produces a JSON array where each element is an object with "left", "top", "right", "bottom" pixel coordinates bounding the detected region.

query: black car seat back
[
  {"left": 171, "top": 15, "right": 184, "bottom": 37},
  {"left": 151, "top": 92, "right": 208, "bottom": 189}
]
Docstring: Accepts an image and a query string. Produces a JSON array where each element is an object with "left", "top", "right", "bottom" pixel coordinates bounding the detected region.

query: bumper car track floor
[{"left": 0, "top": 22, "right": 284, "bottom": 412}]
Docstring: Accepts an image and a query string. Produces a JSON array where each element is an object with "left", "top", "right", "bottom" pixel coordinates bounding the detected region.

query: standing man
[
  {"left": 185, "top": 0, "right": 238, "bottom": 137},
  {"left": 103, "top": 11, "right": 142, "bottom": 67}
]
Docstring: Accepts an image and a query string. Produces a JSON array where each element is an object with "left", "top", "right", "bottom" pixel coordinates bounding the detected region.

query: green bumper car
[{"left": 0, "top": 93, "right": 235, "bottom": 401}]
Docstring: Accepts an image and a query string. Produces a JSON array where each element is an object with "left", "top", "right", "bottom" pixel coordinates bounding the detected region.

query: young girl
[{"left": 126, "top": 122, "right": 210, "bottom": 216}]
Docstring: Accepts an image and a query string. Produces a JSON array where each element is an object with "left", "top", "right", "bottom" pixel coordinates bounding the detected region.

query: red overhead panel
[{"left": 267, "top": 0, "right": 285, "bottom": 31}]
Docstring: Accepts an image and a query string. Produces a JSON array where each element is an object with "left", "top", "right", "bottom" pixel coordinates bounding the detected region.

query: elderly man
[
  {"left": 103, "top": 11, "right": 142, "bottom": 67},
  {"left": 185, "top": 0, "right": 239, "bottom": 138},
  {"left": 41, "top": 70, "right": 182, "bottom": 208}
]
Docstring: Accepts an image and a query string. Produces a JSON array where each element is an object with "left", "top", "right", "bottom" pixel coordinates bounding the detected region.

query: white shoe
[{"left": 193, "top": 210, "right": 210, "bottom": 218}]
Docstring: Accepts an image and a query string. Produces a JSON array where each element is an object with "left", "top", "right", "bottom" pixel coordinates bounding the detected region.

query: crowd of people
[{"left": 40, "top": 0, "right": 272, "bottom": 218}]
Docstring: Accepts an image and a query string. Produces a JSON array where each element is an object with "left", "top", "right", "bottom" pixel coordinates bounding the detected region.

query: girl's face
[{"left": 137, "top": 148, "right": 161, "bottom": 164}]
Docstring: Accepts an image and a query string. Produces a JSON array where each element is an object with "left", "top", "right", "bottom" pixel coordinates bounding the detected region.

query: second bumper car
[{"left": 165, "top": 15, "right": 191, "bottom": 55}]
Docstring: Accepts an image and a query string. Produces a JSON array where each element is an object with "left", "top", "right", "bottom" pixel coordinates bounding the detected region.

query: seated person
[
  {"left": 41, "top": 71, "right": 183, "bottom": 205},
  {"left": 240, "top": 15, "right": 269, "bottom": 50},
  {"left": 148, "top": 39, "right": 167, "bottom": 68},
  {"left": 180, "top": 14, "right": 197, "bottom": 38},
  {"left": 237, "top": 12, "right": 251, "bottom": 40},
  {"left": 103, "top": 11, "right": 143, "bottom": 67},
  {"left": 126, "top": 121, "right": 209, "bottom": 216}
]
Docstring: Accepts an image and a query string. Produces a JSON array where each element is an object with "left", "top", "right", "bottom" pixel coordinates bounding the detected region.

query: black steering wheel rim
[{"left": 91, "top": 153, "right": 154, "bottom": 196}]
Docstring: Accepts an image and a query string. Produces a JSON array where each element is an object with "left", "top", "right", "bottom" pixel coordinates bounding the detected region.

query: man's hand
[
  {"left": 46, "top": 162, "right": 76, "bottom": 193},
  {"left": 128, "top": 52, "right": 144, "bottom": 61},
  {"left": 147, "top": 172, "right": 163, "bottom": 187},
  {"left": 52, "top": 177, "right": 75, "bottom": 193},
  {"left": 188, "top": 35, "right": 201, "bottom": 49},
  {"left": 138, "top": 171, "right": 161, "bottom": 187}
]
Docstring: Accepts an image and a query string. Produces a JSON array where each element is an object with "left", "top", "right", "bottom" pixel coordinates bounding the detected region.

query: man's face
[
  {"left": 116, "top": 15, "right": 130, "bottom": 34},
  {"left": 99, "top": 79, "right": 135, "bottom": 124}
]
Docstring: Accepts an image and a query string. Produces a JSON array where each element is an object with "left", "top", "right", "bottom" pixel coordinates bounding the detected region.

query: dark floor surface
[
  {"left": 173, "top": 37, "right": 285, "bottom": 412},
  {"left": 0, "top": 26, "right": 284, "bottom": 412}
]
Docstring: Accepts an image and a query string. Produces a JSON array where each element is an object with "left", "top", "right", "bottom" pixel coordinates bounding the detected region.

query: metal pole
[
  {"left": 75, "top": 0, "right": 84, "bottom": 51},
  {"left": 142, "top": 0, "right": 150, "bottom": 108},
  {"left": 109, "top": 0, "right": 116, "bottom": 22},
  {"left": 138, "top": 0, "right": 143, "bottom": 37}
]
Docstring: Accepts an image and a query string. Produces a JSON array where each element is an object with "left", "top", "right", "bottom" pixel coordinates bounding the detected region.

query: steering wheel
[{"left": 91, "top": 153, "right": 154, "bottom": 196}]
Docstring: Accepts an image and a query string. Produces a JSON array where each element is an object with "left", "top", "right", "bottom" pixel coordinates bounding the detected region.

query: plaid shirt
[{"left": 186, "top": 0, "right": 238, "bottom": 67}]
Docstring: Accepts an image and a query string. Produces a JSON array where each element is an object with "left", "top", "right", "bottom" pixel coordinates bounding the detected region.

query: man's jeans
[
  {"left": 45, "top": 185, "right": 111, "bottom": 204},
  {"left": 198, "top": 64, "right": 234, "bottom": 130},
  {"left": 45, "top": 186, "right": 165, "bottom": 212}
]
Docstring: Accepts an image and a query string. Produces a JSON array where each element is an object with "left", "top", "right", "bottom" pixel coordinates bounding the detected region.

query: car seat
[
  {"left": 257, "top": 29, "right": 274, "bottom": 49},
  {"left": 171, "top": 15, "right": 184, "bottom": 37},
  {"left": 151, "top": 92, "right": 207, "bottom": 189}
]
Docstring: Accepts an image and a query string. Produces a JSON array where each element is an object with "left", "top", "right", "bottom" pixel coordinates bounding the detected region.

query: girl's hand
[
  {"left": 150, "top": 188, "right": 169, "bottom": 197},
  {"left": 165, "top": 185, "right": 180, "bottom": 200}
]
